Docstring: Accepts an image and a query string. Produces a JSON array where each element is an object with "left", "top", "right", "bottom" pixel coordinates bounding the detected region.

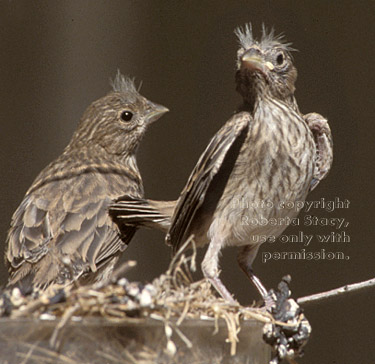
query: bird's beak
[
  {"left": 145, "top": 102, "right": 169, "bottom": 124},
  {"left": 240, "top": 47, "right": 275, "bottom": 75},
  {"left": 241, "top": 53, "right": 266, "bottom": 73}
]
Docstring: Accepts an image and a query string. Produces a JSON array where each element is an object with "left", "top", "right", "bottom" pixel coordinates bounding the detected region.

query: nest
[{"left": 0, "top": 239, "right": 310, "bottom": 364}]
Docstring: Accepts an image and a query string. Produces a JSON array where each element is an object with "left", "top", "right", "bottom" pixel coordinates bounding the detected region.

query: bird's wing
[
  {"left": 110, "top": 197, "right": 175, "bottom": 233},
  {"left": 304, "top": 113, "right": 333, "bottom": 191},
  {"left": 167, "top": 112, "right": 251, "bottom": 253},
  {"left": 6, "top": 172, "right": 133, "bottom": 288}
]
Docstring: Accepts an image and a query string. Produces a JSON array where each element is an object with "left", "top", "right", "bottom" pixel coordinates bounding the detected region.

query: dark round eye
[
  {"left": 276, "top": 53, "right": 284, "bottom": 66},
  {"left": 120, "top": 111, "right": 133, "bottom": 122}
]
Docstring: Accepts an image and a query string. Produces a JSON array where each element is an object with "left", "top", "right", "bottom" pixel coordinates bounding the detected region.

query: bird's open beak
[
  {"left": 240, "top": 46, "right": 275, "bottom": 76},
  {"left": 146, "top": 102, "right": 169, "bottom": 124},
  {"left": 241, "top": 53, "right": 267, "bottom": 73}
]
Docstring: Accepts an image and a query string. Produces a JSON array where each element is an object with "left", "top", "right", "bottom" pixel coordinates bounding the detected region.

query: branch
[{"left": 297, "top": 277, "right": 375, "bottom": 305}]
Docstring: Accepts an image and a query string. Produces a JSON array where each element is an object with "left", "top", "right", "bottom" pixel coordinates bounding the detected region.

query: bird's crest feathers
[
  {"left": 235, "top": 23, "right": 295, "bottom": 53},
  {"left": 110, "top": 70, "right": 139, "bottom": 94}
]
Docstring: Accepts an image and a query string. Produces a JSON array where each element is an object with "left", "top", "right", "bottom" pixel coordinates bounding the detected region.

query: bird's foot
[
  {"left": 263, "top": 291, "right": 276, "bottom": 312},
  {"left": 207, "top": 277, "right": 238, "bottom": 305}
]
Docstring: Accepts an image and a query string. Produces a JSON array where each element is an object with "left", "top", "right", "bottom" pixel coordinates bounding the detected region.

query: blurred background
[{"left": 0, "top": 1, "right": 374, "bottom": 363}]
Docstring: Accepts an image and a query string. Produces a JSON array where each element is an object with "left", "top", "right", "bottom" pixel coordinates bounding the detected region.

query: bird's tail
[{"left": 109, "top": 195, "right": 175, "bottom": 233}]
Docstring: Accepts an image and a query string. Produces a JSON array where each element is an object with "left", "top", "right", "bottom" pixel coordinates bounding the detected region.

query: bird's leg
[
  {"left": 201, "top": 239, "right": 236, "bottom": 304},
  {"left": 237, "top": 244, "right": 274, "bottom": 309}
]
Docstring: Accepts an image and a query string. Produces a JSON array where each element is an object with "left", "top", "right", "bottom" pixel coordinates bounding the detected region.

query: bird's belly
[
  {"left": 210, "top": 187, "right": 309, "bottom": 248},
  {"left": 210, "top": 114, "right": 315, "bottom": 247}
]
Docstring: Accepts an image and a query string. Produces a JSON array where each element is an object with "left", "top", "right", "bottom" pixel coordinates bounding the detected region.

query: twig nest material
[{"left": 0, "top": 252, "right": 310, "bottom": 363}]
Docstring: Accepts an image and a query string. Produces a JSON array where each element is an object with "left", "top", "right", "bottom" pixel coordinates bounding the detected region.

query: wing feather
[
  {"left": 304, "top": 113, "right": 333, "bottom": 191},
  {"left": 167, "top": 112, "right": 251, "bottom": 253},
  {"left": 6, "top": 171, "right": 136, "bottom": 289}
]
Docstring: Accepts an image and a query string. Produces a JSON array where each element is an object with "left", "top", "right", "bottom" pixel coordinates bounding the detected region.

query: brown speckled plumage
[
  {"left": 5, "top": 72, "right": 168, "bottom": 294},
  {"left": 110, "top": 26, "right": 333, "bottom": 303}
]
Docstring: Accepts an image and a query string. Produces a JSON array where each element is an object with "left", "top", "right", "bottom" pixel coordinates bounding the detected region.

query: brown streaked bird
[
  {"left": 5, "top": 72, "right": 168, "bottom": 294},
  {"left": 110, "top": 25, "right": 333, "bottom": 304}
]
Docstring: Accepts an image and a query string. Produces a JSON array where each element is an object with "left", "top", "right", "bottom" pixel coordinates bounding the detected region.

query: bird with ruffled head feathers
[
  {"left": 234, "top": 24, "right": 332, "bottom": 192},
  {"left": 109, "top": 25, "right": 333, "bottom": 307},
  {"left": 235, "top": 24, "right": 298, "bottom": 113},
  {"left": 68, "top": 72, "right": 167, "bottom": 160},
  {"left": 5, "top": 71, "right": 168, "bottom": 294}
]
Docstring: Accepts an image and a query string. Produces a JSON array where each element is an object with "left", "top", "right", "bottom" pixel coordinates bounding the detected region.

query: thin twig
[
  {"left": 297, "top": 277, "right": 375, "bottom": 305},
  {"left": 19, "top": 343, "right": 77, "bottom": 364},
  {"left": 94, "top": 260, "right": 137, "bottom": 289},
  {"left": 49, "top": 303, "right": 80, "bottom": 350},
  {"left": 166, "top": 235, "right": 195, "bottom": 275},
  {"left": 173, "top": 324, "right": 193, "bottom": 348},
  {"left": 19, "top": 341, "right": 40, "bottom": 364},
  {"left": 12, "top": 298, "right": 46, "bottom": 318}
]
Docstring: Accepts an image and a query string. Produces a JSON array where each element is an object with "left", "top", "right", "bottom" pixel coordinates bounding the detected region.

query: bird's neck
[
  {"left": 236, "top": 71, "right": 300, "bottom": 115},
  {"left": 239, "top": 91, "right": 300, "bottom": 116},
  {"left": 66, "top": 141, "right": 135, "bottom": 161},
  {"left": 59, "top": 144, "right": 141, "bottom": 181}
]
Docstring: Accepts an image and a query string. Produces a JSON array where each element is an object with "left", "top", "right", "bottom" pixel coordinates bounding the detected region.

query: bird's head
[
  {"left": 69, "top": 71, "right": 168, "bottom": 158},
  {"left": 235, "top": 24, "right": 297, "bottom": 109}
]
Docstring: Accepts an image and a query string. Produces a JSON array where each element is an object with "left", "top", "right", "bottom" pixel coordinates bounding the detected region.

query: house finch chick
[
  {"left": 235, "top": 24, "right": 332, "bottom": 192},
  {"left": 5, "top": 72, "right": 168, "bottom": 294},
  {"left": 110, "top": 25, "right": 333, "bottom": 304}
]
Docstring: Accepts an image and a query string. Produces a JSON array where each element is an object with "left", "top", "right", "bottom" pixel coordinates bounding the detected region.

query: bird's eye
[
  {"left": 120, "top": 111, "right": 133, "bottom": 122},
  {"left": 276, "top": 53, "right": 284, "bottom": 66}
]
